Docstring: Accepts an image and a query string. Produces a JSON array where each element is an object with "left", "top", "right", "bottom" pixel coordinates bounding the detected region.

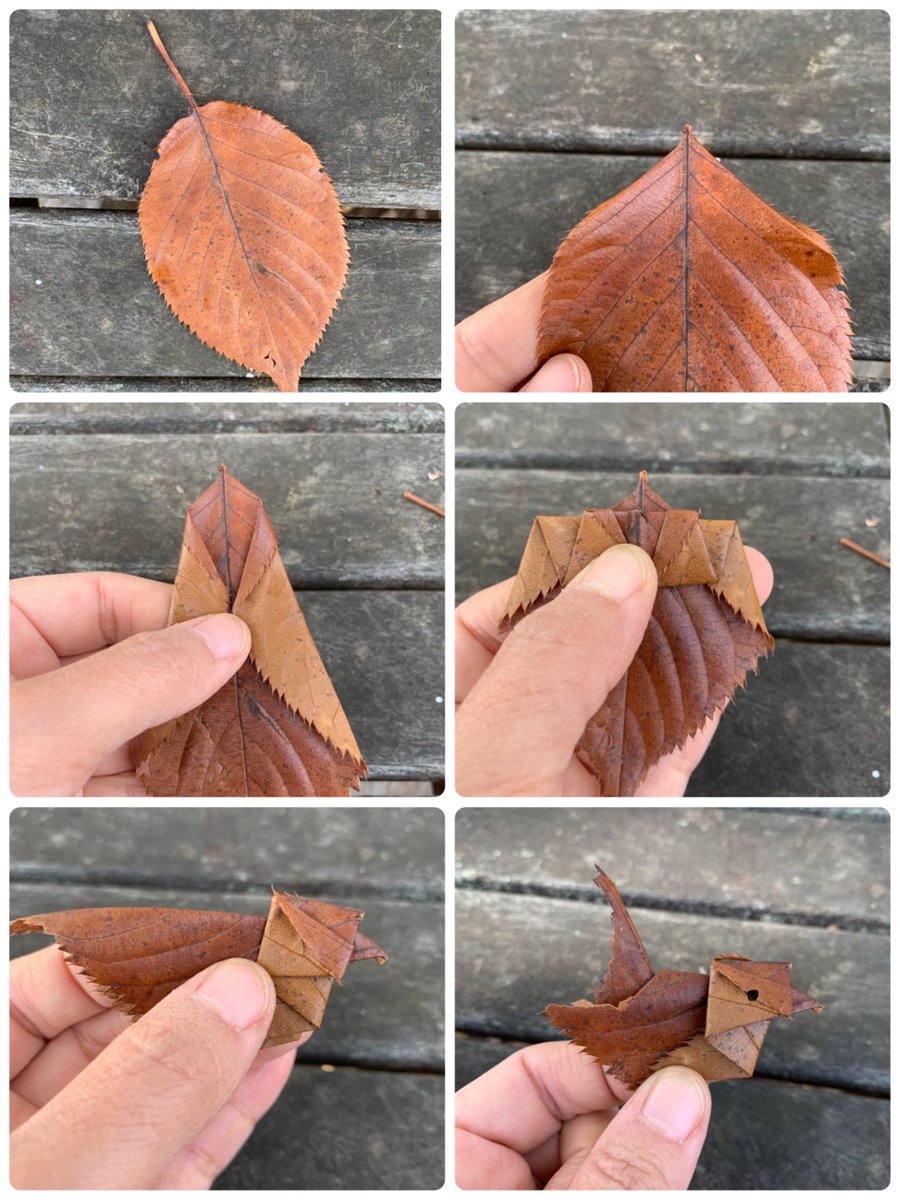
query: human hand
[
  {"left": 456, "top": 1041, "right": 711, "bottom": 1189},
  {"left": 456, "top": 273, "right": 592, "bottom": 392},
  {"left": 11, "top": 572, "right": 251, "bottom": 796},
  {"left": 456, "top": 542, "right": 774, "bottom": 795},
  {"left": 10, "top": 945, "right": 308, "bottom": 1188}
]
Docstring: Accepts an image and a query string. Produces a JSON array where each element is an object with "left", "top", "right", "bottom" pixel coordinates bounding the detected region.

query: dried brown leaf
[
  {"left": 539, "top": 126, "right": 851, "bottom": 392},
  {"left": 138, "top": 466, "right": 364, "bottom": 797},
  {"left": 545, "top": 871, "right": 821, "bottom": 1088},
  {"left": 10, "top": 888, "right": 386, "bottom": 1048},
  {"left": 139, "top": 21, "right": 348, "bottom": 391},
  {"left": 502, "top": 472, "right": 773, "bottom": 796}
]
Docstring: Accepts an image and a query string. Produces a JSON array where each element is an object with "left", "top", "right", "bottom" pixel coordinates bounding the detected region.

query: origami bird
[
  {"left": 10, "top": 887, "right": 386, "bottom": 1047},
  {"left": 545, "top": 870, "right": 822, "bottom": 1087}
]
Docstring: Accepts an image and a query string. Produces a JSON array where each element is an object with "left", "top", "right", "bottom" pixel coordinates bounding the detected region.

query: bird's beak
[{"left": 791, "top": 985, "right": 823, "bottom": 1015}]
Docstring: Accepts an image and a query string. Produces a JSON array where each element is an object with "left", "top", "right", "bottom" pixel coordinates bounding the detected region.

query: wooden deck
[
  {"left": 10, "top": 10, "right": 440, "bottom": 391},
  {"left": 456, "top": 402, "right": 889, "bottom": 797},
  {"left": 456, "top": 9, "right": 889, "bottom": 390},
  {"left": 456, "top": 807, "right": 889, "bottom": 1190},
  {"left": 10, "top": 402, "right": 446, "bottom": 791},
  {"left": 10, "top": 806, "right": 445, "bottom": 1189}
]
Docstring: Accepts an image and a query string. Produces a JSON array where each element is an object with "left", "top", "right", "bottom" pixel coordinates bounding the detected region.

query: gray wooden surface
[
  {"left": 455, "top": 807, "right": 889, "bottom": 1190},
  {"left": 11, "top": 403, "right": 445, "bottom": 786},
  {"left": 12, "top": 10, "right": 440, "bottom": 208},
  {"left": 10, "top": 806, "right": 445, "bottom": 1189},
  {"left": 456, "top": 9, "right": 889, "bottom": 383},
  {"left": 456, "top": 402, "right": 889, "bottom": 797},
  {"left": 11, "top": 211, "right": 440, "bottom": 386},
  {"left": 10, "top": 10, "right": 440, "bottom": 390}
]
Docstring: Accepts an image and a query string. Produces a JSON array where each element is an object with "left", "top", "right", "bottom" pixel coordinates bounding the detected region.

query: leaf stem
[
  {"left": 839, "top": 537, "right": 890, "bottom": 569},
  {"left": 402, "top": 491, "right": 445, "bottom": 518},
  {"left": 146, "top": 19, "right": 199, "bottom": 113}
]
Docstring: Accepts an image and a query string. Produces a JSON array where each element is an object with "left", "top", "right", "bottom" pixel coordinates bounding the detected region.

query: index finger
[
  {"left": 11, "top": 945, "right": 114, "bottom": 1079},
  {"left": 11, "top": 572, "right": 173, "bottom": 678},
  {"left": 455, "top": 273, "right": 546, "bottom": 391},
  {"left": 456, "top": 1041, "right": 627, "bottom": 1157},
  {"left": 455, "top": 577, "right": 516, "bottom": 703}
]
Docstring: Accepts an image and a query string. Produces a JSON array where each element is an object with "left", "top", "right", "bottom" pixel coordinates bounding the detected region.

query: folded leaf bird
[
  {"left": 10, "top": 887, "right": 387, "bottom": 1047},
  {"left": 545, "top": 870, "right": 822, "bottom": 1088}
]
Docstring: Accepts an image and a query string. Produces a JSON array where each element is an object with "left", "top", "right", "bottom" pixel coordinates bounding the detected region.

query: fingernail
[
  {"left": 527, "top": 354, "right": 588, "bottom": 392},
  {"left": 195, "top": 959, "right": 271, "bottom": 1030},
  {"left": 190, "top": 613, "right": 248, "bottom": 660},
  {"left": 570, "top": 544, "right": 652, "bottom": 601},
  {"left": 639, "top": 1068, "right": 708, "bottom": 1143}
]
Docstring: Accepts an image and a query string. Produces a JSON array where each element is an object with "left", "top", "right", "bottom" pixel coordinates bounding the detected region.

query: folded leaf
[
  {"left": 502, "top": 472, "right": 773, "bottom": 796},
  {"left": 139, "top": 20, "right": 348, "bottom": 392},
  {"left": 137, "top": 466, "right": 365, "bottom": 797},
  {"left": 10, "top": 888, "right": 387, "bottom": 1048},
  {"left": 545, "top": 871, "right": 821, "bottom": 1088},
  {"left": 539, "top": 126, "right": 851, "bottom": 392}
]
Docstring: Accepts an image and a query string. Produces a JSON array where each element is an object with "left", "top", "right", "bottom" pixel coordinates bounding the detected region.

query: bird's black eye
[{"left": 746, "top": 989, "right": 759, "bottom": 1001}]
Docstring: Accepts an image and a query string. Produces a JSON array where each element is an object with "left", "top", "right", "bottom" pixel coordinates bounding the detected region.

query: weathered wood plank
[
  {"left": 454, "top": 1039, "right": 888, "bottom": 1191},
  {"left": 456, "top": 402, "right": 889, "bottom": 477},
  {"left": 455, "top": 152, "right": 889, "bottom": 362},
  {"left": 11, "top": 881, "right": 443, "bottom": 1070},
  {"left": 688, "top": 641, "right": 888, "bottom": 798},
  {"left": 11, "top": 211, "right": 440, "bottom": 379},
  {"left": 11, "top": 806, "right": 444, "bottom": 899},
  {"left": 455, "top": 470, "right": 890, "bottom": 641},
  {"left": 216, "top": 1065, "right": 444, "bottom": 1189},
  {"left": 11, "top": 400, "right": 445, "bottom": 435},
  {"left": 456, "top": 10, "right": 889, "bottom": 160},
  {"left": 11, "top": 431, "right": 445, "bottom": 587},
  {"left": 11, "top": 376, "right": 442, "bottom": 393},
  {"left": 11, "top": 10, "right": 440, "bottom": 208},
  {"left": 455, "top": 808, "right": 888, "bottom": 927},
  {"left": 455, "top": 890, "right": 888, "bottom": 1093}
]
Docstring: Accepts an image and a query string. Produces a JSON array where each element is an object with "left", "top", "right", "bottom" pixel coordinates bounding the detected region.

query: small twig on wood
[
  {"left": 403, "top": 491, "right": 445, "bottom": 518},
  {"left": 839, "top": 537, "right": 890, "bottom": 569}
]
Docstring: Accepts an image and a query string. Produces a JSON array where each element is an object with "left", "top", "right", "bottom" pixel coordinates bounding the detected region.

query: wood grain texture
[
  {"left": 11, "top": 401, "right": 445, "bottom": 436},
  {"left": 11, "top": 9, "right": 440, "bottom": 208},
  {"left": 10, "top": 431, "right": 444, "bottom": 587},
  {"left": 456, "top": 469, "right": 890, "bottom": 642},
  {"left": 217, "top": 1065, "right": 443, "bottom": 1189},
  {"left": 456, "top": 402, "right": 889, "bottom": 477},
  {"left": 455, "top": 808, "right": 889, "bottom": 928},
  {"left": 455, "top": 889, "right": 887, "bottom": 1093},
  {"left": 456, "top": 152, "right": 888, "bottom": 362},
  {"left": 11, "top": 806, "right": 444, "bottom": 898},
  {"left": 687, "top": 641, "right": 888, "bottom": 798},
  {"left": 10, "top": 376, "right": 442, "bottom": 393},
  {"left": 11, "top": 210, "right": 440, "bottom": 380},
  {"left": 456, "top": 10, "right": 888, "bottom": 160},
  {"left": 455, "top": 1039, "right": 887, "bottom": 1190}
]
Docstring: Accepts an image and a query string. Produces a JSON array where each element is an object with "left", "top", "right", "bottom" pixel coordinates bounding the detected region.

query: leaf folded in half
[
  {"left": 137, "top": 466, "right": 365, "bottom": 797},
  {"left": 10, "top": 888, "right": 387, "bottom": 1047},
  {"left": 539, "top": 125, "right": 851, "bottom": 392},
  {"left": 501, "top": 472, "right": 773, "bottom": 796},
  {"left": 545, "top": 870, "right": 822, "bottom": 1088},
  {"left": 138, "top": 20, "right": 348, "bottom": 392}
]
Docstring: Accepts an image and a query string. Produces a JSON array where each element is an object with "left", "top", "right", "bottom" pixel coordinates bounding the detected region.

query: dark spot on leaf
[{"left": 746, "top": 989, "right": 759, "bottom": 1002}]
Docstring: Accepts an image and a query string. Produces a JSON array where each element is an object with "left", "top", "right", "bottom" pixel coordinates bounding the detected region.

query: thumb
[
  {"left": 564, "top": 1067, "right": 711, "bottom": 1190},
  {"left": 520, "top": 353, "right": 593, "bottom": 392},
  {"left": 10, "top": 958, "right": 275, "bottom": 1189},
  {"left": 457, "top": 544, "right": 657, "bottom": 794},
  {"left": 11, "top": 614, "right": 251, "bottom": 795}
]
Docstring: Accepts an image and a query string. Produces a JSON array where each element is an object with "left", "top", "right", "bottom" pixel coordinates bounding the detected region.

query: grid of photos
[{"left": 5, "top": 3, "right": 892, "bottom": 1195}]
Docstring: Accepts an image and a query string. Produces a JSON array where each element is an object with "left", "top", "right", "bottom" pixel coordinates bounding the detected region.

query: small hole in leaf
[{"left": 746, "top": 989, "right": 759, "bottom": 1001}]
